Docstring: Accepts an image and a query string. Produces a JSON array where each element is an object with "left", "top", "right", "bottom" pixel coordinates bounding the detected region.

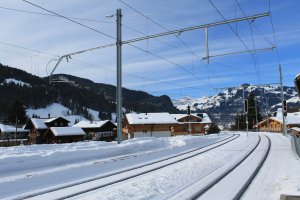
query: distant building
[
  {"left": 0, "top": 124, "right": 29, "bottom": 146},
  {"left": 123, "top": 112, "right": 212, "bottom": 139},
  {"left": 171, "top": 113, "right": 212, "bottom": 135},
  {"left": 255, "top": 109, "right": 300, "bottom": 132},
  {"left": 24, "top": 117, "right": 70, "bottom": 144},
  {"left": 44, "top": 127, "right": 86, "bottom": 144},
  {"left": 73, "top": 120, "right": 117, "bottom": 142},
  {"left": 290, "top": 127, "right": 300, "bottom": 137},
  {"left": 123, "top": 113, "right": 178, "bottom": 139}
]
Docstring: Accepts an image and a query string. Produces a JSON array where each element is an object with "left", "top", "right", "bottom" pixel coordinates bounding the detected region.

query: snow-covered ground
[{"left": 0, "top": 132, "right": 299, "bottom": 200}]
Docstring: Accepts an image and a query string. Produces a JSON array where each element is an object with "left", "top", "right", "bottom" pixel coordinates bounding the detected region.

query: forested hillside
[{"left": 0, "top": 64, "right": 179, "bottom": 122}]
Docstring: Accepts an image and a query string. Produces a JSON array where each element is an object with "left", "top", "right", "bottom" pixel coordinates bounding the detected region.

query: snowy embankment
[{"left": 0, "top": 134, "right": 229, "bottom": 177}]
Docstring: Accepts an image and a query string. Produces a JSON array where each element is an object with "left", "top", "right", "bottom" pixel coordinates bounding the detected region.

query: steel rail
[
  {"left": 232, "top": 135, "right": 271, "bottom": 200},
  {"left": 189, "top": 135, "right": 262, "bottom": 200},
  {"left": 168, "top": 134, "right": 262, "bottom": 200},
  {"left": 19, "top": 134, "right": 239, "bottom": 200}
]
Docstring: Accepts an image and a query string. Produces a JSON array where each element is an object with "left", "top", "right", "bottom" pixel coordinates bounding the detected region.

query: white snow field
[{"left": 0, "top": 132, "right": 299, "bottom": 200}]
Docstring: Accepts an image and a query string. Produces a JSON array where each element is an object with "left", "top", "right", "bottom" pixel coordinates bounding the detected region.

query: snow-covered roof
[
  {"left": 274, "top": 109, "right": 300, "bottom": 125},
  {"left": 30, "top": 118, "right": 49, "bottom": 129},
  {"left": 257, "top": 111, "right": 300, "bottom": 126},
  {"left": 171, "top": 113, "right": 212, "bottom": 124},
  {"left": 290, "top": 127, "right": 300, "bottom": 132},
  {"left": 171, "top": 114, "right": 200, "bottom": 120},
  {"left": 49, "top": 127, "right": 86, "bottom": 136},
  {"left": 126, "top": 113, "right": 178, "bottom": 125},
  {"left": 44, "top": 117, "right": 70, "bottom": 123},
  {"left": 0, "top": 124, "right": 28, "bottom": 133},
  {"left": 73, "top": 120, "right": 112, "bottom": 128},
  {"left": 200, "top": 113, "right": 212, "bottom": 123}
]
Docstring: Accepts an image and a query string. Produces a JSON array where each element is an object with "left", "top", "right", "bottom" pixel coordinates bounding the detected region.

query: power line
[
  {"left": 68, "top": 56, "right": 213, "bottom": 92},
  {"left": 22, "top": 0, "right": 216, "bottom": 90},
  {"left": 126, "top": 43, "right": 216, "bottom": 89},
  {"left": 208, "top": 0, "right": 262, "bottom": 83},
  {"left": 0, "top": 5, "right": 114, "bottom": 24},
  {"left": 118, "top": 0, "right": 223, "bottom": 82},
  {"left": 0, "top": 41, "right": 58, "bottom": 57},
  {"left": 235, "top": 0, "right": 262, "bottom": 83},
  {"left": 119, "top": 0, "right": 223, "bottom": 87},
  {"left": 21, "top": 0, "right": 115, "bottom": 40}
]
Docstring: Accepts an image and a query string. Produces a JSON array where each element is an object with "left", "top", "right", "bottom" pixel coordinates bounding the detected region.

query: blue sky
[{"left": 0, "top": 0, "right": 299, "bottom": 99}]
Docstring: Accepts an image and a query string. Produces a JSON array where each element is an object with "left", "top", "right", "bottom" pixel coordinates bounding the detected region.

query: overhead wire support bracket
[
  {"left": 49, "top": 43, "right": 115, "bottom": 83},
  {"left": 48, "top": 12, "right": 270, "bottom": 82},
  {"left": 122, "top": 12, "right": 270, "bottom": 44},
  {"left": 202, "top": 46, "right": 275, "bottom": 60}
]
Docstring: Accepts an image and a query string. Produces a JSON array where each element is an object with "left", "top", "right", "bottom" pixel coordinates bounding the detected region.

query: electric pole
[
  {"left": 116, "top": 9, "right": 122, "bottom": 144},
  {"left": 279, "top": 64, "right": 286, "bottom": 135}
]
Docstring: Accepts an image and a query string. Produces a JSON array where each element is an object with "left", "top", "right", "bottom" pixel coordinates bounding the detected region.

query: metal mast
[
  {"left": 116, "top": 9, "right": 122, "bottom": 144},
  {"left": 279, "top": 64, "right": 286, "bottom": 135}
]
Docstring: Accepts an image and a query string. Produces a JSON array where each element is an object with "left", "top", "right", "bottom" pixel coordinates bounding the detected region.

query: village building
[
  {"left": 0, "top": 124, "right": 29, "bottom": 146},
  {"left": 171, "top": 113, "right": 212, "bottom": 135},
  {"left": 290, "top": 127, "right": 300, "bottom": 137},
  {"left": 73, "top": 120, "right": 117, "bottom": 142},
  {"left": 44, "top": 127, "right": 86, "bottom": 144},
  {"left": 123, "top": 113, "right": 178, "bottom": 139},
  {"left": 255, "top": 110, "right": 300, "bottom": 132},
  {"left": 24, "top": 117, "right": 70, "bottom": 144}
]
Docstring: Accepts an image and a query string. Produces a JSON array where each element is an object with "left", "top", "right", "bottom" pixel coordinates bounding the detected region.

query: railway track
[
  {"left": 10, "top": 134, "right": 239, "bottom": 200},
  {"left": 169, "top": 134, "right": 271, "bottom": 200}
]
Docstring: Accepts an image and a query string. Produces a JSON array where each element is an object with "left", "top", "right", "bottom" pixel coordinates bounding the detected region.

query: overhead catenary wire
[
  {"left": 208, "top": 0, "right": 263, "bottom": 84},
  {"left": 21, "top": 0, "right": 116, "bottom": 40},
  {"left": 21, "top": 0, "right": 217, "bottom": 90},
  {"left": 118, "top": 0, "right": 225, "bottom": 81},
  {"left": 0, "top": 5, "right": 114, "bottom": 24},
  {"left": 235, "top": 0, "right": 262, "bottom": 83},
  {"left": 0, "top": 38, "right": 212, "bottom": 93}
]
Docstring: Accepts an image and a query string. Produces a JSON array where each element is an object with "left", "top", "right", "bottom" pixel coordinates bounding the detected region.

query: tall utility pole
[
  {"left": 279, "top": 64, "right": 286, "bottom": 135},
  {"left": 243, "top": 87, "right": 249, "bottom": 136},
  {"left": 116, "top": 9, "right": 122, "bottom": 144},
  {"left": 255, "top": 98, "right": 258, "bottom": 132}
]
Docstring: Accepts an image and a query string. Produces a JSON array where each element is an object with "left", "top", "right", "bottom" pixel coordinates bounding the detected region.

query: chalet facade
[
  {"left": 73, "top": 120, "right": 117, "bottom": 142},
  {"left": 123, "top": 113, "right": 178, "bottom": 139},
  {"left": 24, "top": 117, "right": 70, "bottom": 144},
  {"left": 0, "top": 124, "right": 29, "bottom": 146},
  {"left": 44, "top": 127, "right": 86, "bottom": 144},
  {"left": 290, "top": 127, "right": 300, "bottom": 137},
  {"left": 171, "top": 113, "right": 212, "bottom": 135},
  {"left": 255, "top": 111, "right": 300, "bottom": 132}
]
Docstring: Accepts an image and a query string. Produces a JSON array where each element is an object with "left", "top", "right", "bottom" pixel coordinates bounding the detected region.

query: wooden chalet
[
  {"left": 44, "top": 127, "right": 85, "bottom": 144},
  {"left": 171, "top": 113, "right": 212, "bottom": 135},
  {"left": 124, "top": 113, "right": 178, "bottom": 139},
  {"left": 24, "top": 117, "right": 70, "bottom": 144},
  {"left": 290, "top": 127, "right": 300, "bottom": 137},
  {"left": 73, "top": 120, "right": 117, "bottom": 142},
  {"left": 0, "top": 124, "right": 29, "bottom": 146},
  {"left": 255, "top": 110, "right": 300, "bottom": 132}
]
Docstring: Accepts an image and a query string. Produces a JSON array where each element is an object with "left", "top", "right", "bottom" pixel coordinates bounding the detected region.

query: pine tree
[
  {"left": 231, "top": 92, "right": 263, "bottom": 131},
  {"left": 6, "top": 99, "right": 27, "bottom": 124},
  {"left": 247, "top": 92, "right": 263, "bottom": 130},
  {"left": 207, "top": 123, "right": 221, "bottom": 134}
]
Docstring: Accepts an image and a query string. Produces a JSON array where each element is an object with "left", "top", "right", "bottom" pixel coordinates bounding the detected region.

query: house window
[
  {"left": 61, "top": 122, "right": 63, "bottom": 126},
  {"left": 54, "top": 122, "right": 57, "bottom": 126},
  {"left": 143, "top": 130, "right": 147, "bottom": 133}
]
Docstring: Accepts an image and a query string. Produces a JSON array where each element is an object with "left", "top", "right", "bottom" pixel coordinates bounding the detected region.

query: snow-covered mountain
[{"left": 173, "top": 84, "right": 300, "bottom": 124}]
